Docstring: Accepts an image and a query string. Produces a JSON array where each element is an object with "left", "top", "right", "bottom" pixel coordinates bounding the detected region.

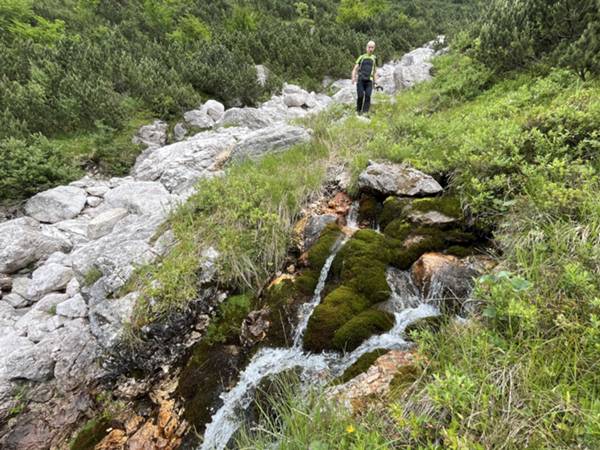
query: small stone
[
  {"left": 85, "top": 185, "right": 109, "bottom": 197},
  {"left": 56, "top": 294, "right": 88, "bottom": 318},
  {"left": 86, "top": 196, "right": 103, "bottom": 208},
  {"left": 3, "top": 293, "right": 28, "bottom": 308},
  {"left": 87, "top": 208, "right": 128, "bottom": 240},
  {"left": 0, "top": 274, "right": 12, "bottom": 291},
  {"left": 27, "top": 263, "right": 74, "bottom": 301}
]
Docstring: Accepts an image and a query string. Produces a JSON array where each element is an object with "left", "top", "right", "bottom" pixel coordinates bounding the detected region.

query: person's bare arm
[{"left": 351, "top": 64, "right": 358, "bottom": 84}]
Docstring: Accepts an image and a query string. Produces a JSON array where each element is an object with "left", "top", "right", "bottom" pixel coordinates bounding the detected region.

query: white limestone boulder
[{"left": 25, "top": 186, "right": 87, "bottom": 224}]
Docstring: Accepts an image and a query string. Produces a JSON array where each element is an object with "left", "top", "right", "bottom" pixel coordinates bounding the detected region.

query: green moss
[
  {"left": 332, "top": 309, "right": 395, "bottom": 351},
  {"left": 70, "top": 416, "right": 111, "bottom": 450},
  {"left": 410, "top": 196, "right": 462, "bottom": 219},
  {"left": 294, "top": 270, "right": 319, "bottom": 296},
  {"left": 383, "top": 218, "right": 412, "bottom": 241},
  {"left": 204, "top": 294, "right": 253, "bottom": 345},
  {"left": 389, "top": 364, "right": 420, "bottom": 393},
  {"left": 303, "top": 286, "right": 368, "bottom": 352},
  {"left": 307, "top": 223, "right": 343, "bottom": 270},
  {"left": 335, "top": 349, "right": 389, "bottom": 384},
  {"left": 83, "top": 266, "right": 103, "bottom": 286},
  {"left": 358, "top": 196, "right": 382, "bottom": 223},
  {"left": 390, "top": 234, "right": 446, "bottom": 269},
  {"left": 445, "top": 245, "right": 475, "bottom": 257},
  {"left": 379, "top": 196, "right": 409, "bottom": 229}
]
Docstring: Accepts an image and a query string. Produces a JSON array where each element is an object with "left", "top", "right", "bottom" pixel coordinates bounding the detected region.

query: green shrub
[{"left": 0, "top": 135, "right": 80, "bottom": 201}]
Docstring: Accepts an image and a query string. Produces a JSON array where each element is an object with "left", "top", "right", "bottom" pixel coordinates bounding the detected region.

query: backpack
[{"left": 357, "top": 54, "right": 376, "bottom": 81}]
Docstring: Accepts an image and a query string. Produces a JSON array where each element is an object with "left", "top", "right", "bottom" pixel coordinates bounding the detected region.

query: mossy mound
[
  {"left": 358, "top": 196, "right": 382, "bottom": 223},
  {"left": 389, "top": 364, "right": 421, "bottom": 393},
  {"left": 303, "top": 285, "right": 369, "bottom": 352},
  {"left": 409, "top": 196, "right": 462, "bottom": 219},
  {"left": 203, "top": 294, "right": 253, "bottom": 346},
  {"left": 307, "top": 223, "right": 343, "bottom": 270},
  {"left": 379, "top": 196, "right": 409, "bottom": 229},
  {"left": 334, "top": 349, "right": 390, "bottom": 384},
  {"left": 332, "top": 309, "right": 395, "bottom": 351},
  {"left": 445, "top": 245, "right": 476, "bottom": 257},
  {"left": 383, "top": 218, "right": 412, "bottom": 241},
  {"left": 293, "top": 269, "right": 319, "bottom": 296}
]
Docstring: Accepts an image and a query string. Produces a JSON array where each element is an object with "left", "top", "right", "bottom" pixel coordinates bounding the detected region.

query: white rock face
[
  {"left": 184, "top": 109, "right": 215, "bottom": 129},
  {"left": 231, "top": 125, "right": 311, "bottom": 161},
  {"left": 358, "top": 161, "right": 443, "bottom": 196},
  {"left": 200, "top": 100, "right": 225, "bottom": 122},
  {"left": 132, "top": 120, "right": 168, "bottom": 149},
  {"left": 218, "top": 107, "right": 273, "bottom": 129},
  {"left": 87, "top": 208, "right": 128, "bottom": 240},
  {"left": 27, "top": 263, "right": 74, "bottom": 300},
  {"left": 0, "top": 332, "right": 55, "bottom": 381},
  {"left": 104, "top": 181, "right": 173, "bottom": 216},
  {"left": 132, "top": 130, "right": 241, "bottom": 194},
  {"left": 25, "top": 186, "right": 87, "bottom": 224},
  {"left": 56, "top": 294, "right": 88, "bottom": 318}
]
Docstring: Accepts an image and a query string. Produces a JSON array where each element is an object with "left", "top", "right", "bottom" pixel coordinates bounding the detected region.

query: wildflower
[{"left": 346, "top": 424, "right": 356, "bottom": 433}]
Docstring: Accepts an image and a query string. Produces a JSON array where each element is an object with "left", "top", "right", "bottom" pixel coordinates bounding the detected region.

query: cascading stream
[{"left": 199, "top": 202, "right": 441, "bottom": 450}]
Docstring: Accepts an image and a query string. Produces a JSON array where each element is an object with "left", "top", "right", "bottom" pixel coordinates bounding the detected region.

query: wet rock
[
  {"left": 87, "top": 208, "right": 128, "bottom": 240},
  {"left": 25, "top": 186, "right": 87, "bottom": 224},
  {"left": 241, "top": 308, "right": 271, "bottom": 346},
  {"left": 358, "top": 161, "right": 442, "bottom": 197},
  {"left": 0, "top": 218, "right": 72, "bottom": 274},
  {"left": 303, "top": 214, "right": 338, "bottom": 250},
  {"left": 218, "top": 107, "right": 273, "bottom": 129},
  {"left": 230, "top": 124, "right": 311, "bottom": 161},
  {"left": 411, "top": 252, "right": 479, "bottom": 313},
  {"left": 133, "top": 120, "right": 168, "bottom": 149},
  {"left": 27, "top": 263, "right": 74, "bottom": 301},
  {"left": 326, "top": 350, "right": 416, "bottom": 411}
]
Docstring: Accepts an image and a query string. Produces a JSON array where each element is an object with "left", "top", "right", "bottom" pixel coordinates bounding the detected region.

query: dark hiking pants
[{"left": 356, "top": 79, "right": 373, "bottom": 113}]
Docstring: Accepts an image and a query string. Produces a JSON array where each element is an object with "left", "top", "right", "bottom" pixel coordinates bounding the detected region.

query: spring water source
[{"left": 199, "top": 205, "right": 440, "bottom": 450}]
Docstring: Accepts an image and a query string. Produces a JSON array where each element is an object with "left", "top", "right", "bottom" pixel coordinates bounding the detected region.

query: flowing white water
[{"left": 199, "top": 206, "right": 439, "bottom": 450}]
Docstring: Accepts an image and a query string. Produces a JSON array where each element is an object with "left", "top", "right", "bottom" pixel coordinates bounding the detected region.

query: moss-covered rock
[
  {"left": 203, "top": 294, "right": 253, "bottom": 346},
  {"left": 307, "top": 223, "right": 343, "bottom": 270},
  {"left": 334, "top": 349, "right": 390, "bottom": 384},
  {"left": 378, "top": 196, "right": 409, "bottom": 229},
  {"left": 332, "top": 309, "right": 395, "bottom": 351},
  {"left": 303, "top": 285, "right": 369, "bottom": 352},
  {"left": 390, "top": 234, "right": 446, "bottom": 270},
  {"left": 70, "top": 416, "right": 112, "bottom": 450},
  {"left": 410, "top": 196, "right": 462, "bottom": 218},
  {"left": 389, "top": 364, "right": 421, "bottom": 393},
  {"left": 383, "top": 218, "right": 412, "bottom": 241},
  {"left": 294, "top": 269, "right": 319, "bottom": 296},
  {"left": 445, "top": 245, "right": 475, "bottom": 257}
]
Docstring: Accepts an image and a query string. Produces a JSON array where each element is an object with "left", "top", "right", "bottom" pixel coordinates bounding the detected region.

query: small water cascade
[{"left": 199, "top": 203, "right": 442, "bottom": 450}]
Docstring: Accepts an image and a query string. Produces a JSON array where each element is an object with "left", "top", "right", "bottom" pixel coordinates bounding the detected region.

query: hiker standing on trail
[{"left": 352, "top": 40, "right": 378, "bottom": 114}]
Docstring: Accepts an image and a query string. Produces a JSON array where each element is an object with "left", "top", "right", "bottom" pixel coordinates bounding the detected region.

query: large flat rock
[
  {"left": 25, "top": 186, "right": 87, "bottom": 224},
  {"left": 230, "top": 125, "right": 311, "bottom": 161},
  {"left": 358, "top": 161, "right": 442, "bottom": 197}
]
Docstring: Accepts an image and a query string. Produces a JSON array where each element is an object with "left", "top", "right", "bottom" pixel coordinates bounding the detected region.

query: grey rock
[
  {"left": 33, "top": 293, "right": 70, "bottom": 313},
  {"left": 45, "top": 251, "right": 72, "bottom": 266},
  {"left": 132, "top": 120, "right": 167, "bottom": 149},
  {"left": 393, "top": 46, "right": 436, "bottom": 90},
  {"left": 406, "top": 210, "right": 458, "bottom": 226},
  {"left": 85, "top": 184, "right": 109, "bottom": 197},
  {"left": 87, "top": 208, "right": 128, "bottom": 240},
  {"left": 54, "top": 218, "right": 90, "bottom": 240},
  {"left": 3, "top": 293, "right": 28, "bottom": 308},
  {"left": 89, "top": 292, "right": 137, "bottom": 347},
  {"left": 132, "top": 130, "right": 239, "bottom": 193},
  {"left": 11, "top": 277, "right": 32, "bottom": 300},
  {"left": 218, "top": 107, "right": 273, "bottom": 130},
  {"left": 358, "top": 161, "right": 442, "bottom": 197},
  {"left": 0, "top": 274, "right": 12, "bottom": 291},
  {"left": 332, "top": 86, "right": 356, "bottom": 104},
  {"left": 56, "top": 294, "right": 87, "bottom": 318},
  {"left": 65, "top": 278, "right": 80, "bottom": 297},
  {"left": 184, "top": 109, "right": 215, "bottom": 129},
  {"left": 283, "top": 92, "right": 308, "bottom": 107},
  {"left": 104, "top": 181, "right": 172, "bottom": 216},
  {"left": 304, "top": 214, "right": 338, "bottom": 250},
  {"left": 174, "top": 122, "right": 188, "bottom": 141},
  {"left": 231, "top": 125, "right": 311, "bottom": 161},
  {"left": 25, "top": 186, "right": 87, "bottom": 224},
  {"left": 27, "top": 263, "right": 74, "bottom": 300},
  {"left": 86, "top": 196, "right": 103, "bottom": 208},
  {"left": 0, "top": 332, "right": 55, "bottom": 381},
  {"left": 153, "top": 229, "right": 176, "bottom": 256},
  {"left": 200, "top": 99, "right": 225, "bottom": 122},
  {"left": 199, "top": 247, "right": 219, "bottom": 284}
]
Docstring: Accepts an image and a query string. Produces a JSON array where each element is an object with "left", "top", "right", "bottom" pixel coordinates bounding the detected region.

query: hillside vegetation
[
  {"left": 120, "top": 1, "right": 600, "bottom": 448},
  {"left": 0, "top": 0, "right": 479, "bottom": 202}
]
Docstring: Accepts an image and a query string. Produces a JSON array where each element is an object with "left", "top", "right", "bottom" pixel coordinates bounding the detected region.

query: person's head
[{"left": 366, "top": 41, "right": 376, "bottom": 55}]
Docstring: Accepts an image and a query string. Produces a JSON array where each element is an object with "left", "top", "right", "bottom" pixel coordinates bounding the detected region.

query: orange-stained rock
[
  {"left": 128, "top": 421, "right": 159, "bottom": 450},
  {"left": 268, "top": 273, "right": 294, "bottom": 288},
  {"left": 326, "top": 350, "right": 416, "bottom": 412},
  {"left": 411, "top": 252, "right": 458, "bottom": 295},
  {"left": 95, "top": 429, "right": 127, "bottom": 449}
]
